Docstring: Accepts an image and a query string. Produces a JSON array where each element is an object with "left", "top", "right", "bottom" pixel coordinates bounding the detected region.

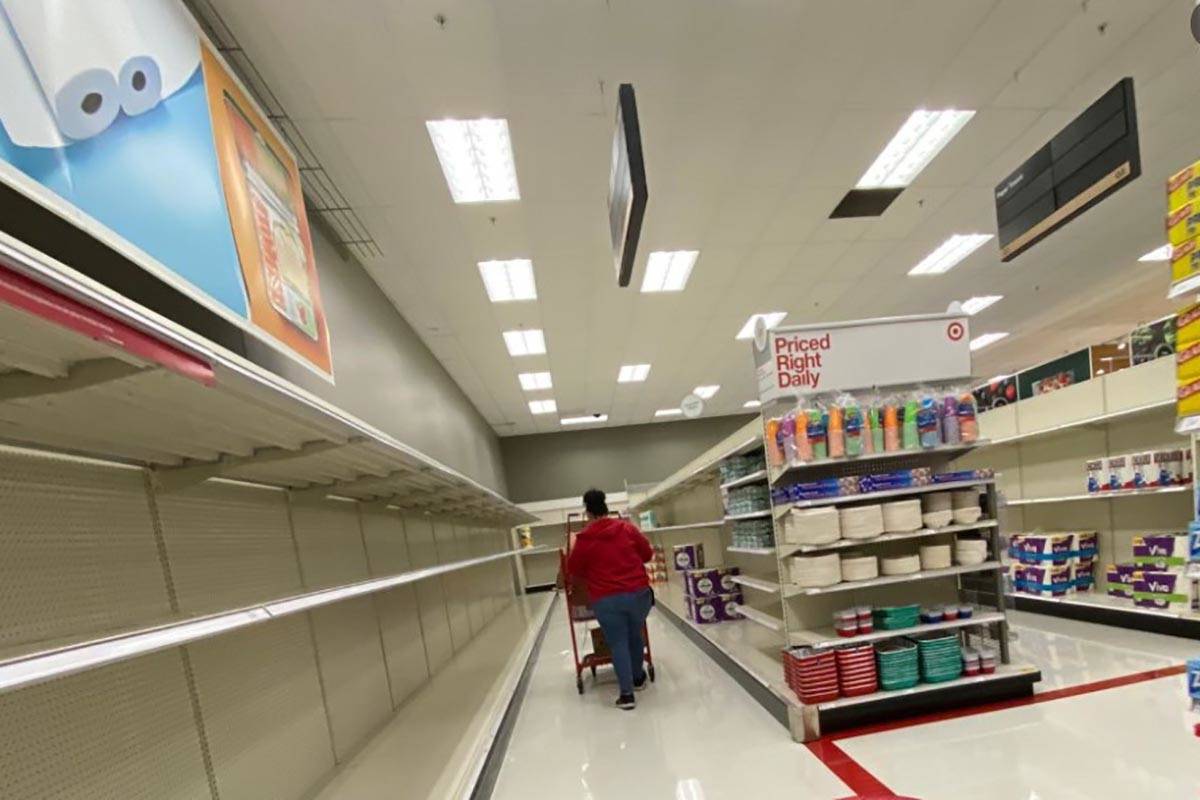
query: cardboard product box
[
  {"left": 1129, "top": 452, "right": 1154, "bottom": 488},
  {"left": 1168, "top": 158, "right": 1200, "bottom": 211},
  {"left": 672, "top": 543, "right": 705, "bottom": 571},
  {"left": 1133, "top": 570, "right": 1192, "bottom": 612},
  {"left": 1153, "top": 450, "right": 1186, "bottom": 486},
  {"left": 1085, "top": 459, "right": 1105, "bottom": 493},
  {"left": 1133, "top": 534, "right": 1189, "bottom": 570},
  {"left": 682, "top": 567, "right": 740, "bottom": 598},
  {"left": 1171, "top": 239, "right": 1200, "bottom": 285},
  {"left": 1167, "top": 201, "right": 1200, "bottom": 246},
  {"left": 590, "top": 627, "right": 611, "bottom": 658},
  {"left": 1018, "top": 564, "right": 1075, "bottom": 598},
  {"left": 1014, "top": 533, "right": 1075, "bottom": 565},
  {"left": 1103, "top": 455, "right": 1131, "bottom": 490}
]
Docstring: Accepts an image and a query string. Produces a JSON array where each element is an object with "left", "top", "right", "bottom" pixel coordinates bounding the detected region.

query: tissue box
[
  {"left": 672, "top": 543, "right": 705, "bottom": 570},
  {"left": 682, "top": 567, "right": 739, "bottom": 598},
  {"left": 1017, "top": 564, "right": 1074, "bottom": 597},
  {"left": 687, "top": 592, "right": 744, "bottom": 623},
  {"left": 1133, "top": 535, "right": 1188, "bottom": 569},
  {"left": 1133, "top": 570, "right": 1192, "bottom": 611},
  {"left": 1014, "top": 533, "right": 1075, "bottom": 565},
  {"left": 1106, "top": 563, "right": 1137, "bottom": 598}
]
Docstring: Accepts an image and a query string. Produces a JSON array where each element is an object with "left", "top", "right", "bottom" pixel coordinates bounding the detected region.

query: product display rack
[
  {"left": 961, "top": 356, "right": 1200, "bottom": 638},
  {"left": 513, "top": 521, "right": 564, "bottom": 592}
]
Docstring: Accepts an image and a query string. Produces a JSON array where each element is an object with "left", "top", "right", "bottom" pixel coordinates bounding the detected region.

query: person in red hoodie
[{"left": 566, "top": 488, "right": 654, "bottom": 710}]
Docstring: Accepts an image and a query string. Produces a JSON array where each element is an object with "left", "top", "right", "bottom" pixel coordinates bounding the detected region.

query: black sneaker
[
  {"left": 615, "top": 693, "right": 636, "bottom": 710},
  {"left": 633, "top": 676, "right": 648, "bottom": 692}
]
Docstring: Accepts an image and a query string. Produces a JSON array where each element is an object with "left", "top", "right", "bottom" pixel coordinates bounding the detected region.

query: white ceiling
[{"left": 209, "top": 0, "right": 1196, "bottom": 435}]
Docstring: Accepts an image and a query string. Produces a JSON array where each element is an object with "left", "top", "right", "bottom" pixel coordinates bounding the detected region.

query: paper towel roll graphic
[
  {"left": 120, "top": 0, "right": 199, "bottom": 97},
  {"left": 0, "top": 9, "right": 64, "bottom": 147},
  {"left": 118, "top": 54, "right": 161, "bottom": 115}
]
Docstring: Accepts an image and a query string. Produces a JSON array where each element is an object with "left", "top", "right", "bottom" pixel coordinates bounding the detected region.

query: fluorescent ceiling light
[
  {"left": 1139, "top": 244, "right": 1172, "bottom": 262},
  {"left": 518, "top": 372, "right": 552, "bottom": 391},
  {"left": 857, "top": 109, "right": 975, "bottom": 189},
  {"left": 908, "top": 234, "right": 993, "bottom": 276},
  {"left": 502, "top": 329, "right": 546, "bottom": 356},
  {"left": 736, "top": 312, "right": 787, "bottom": 340},
  {"left": 426, "top": 118, "right": 520, "bottom": 203},
  {"left": 655, "top": 408, "right": 683, "bottom": 417},
  {"left": 479, "top": 259, "right": 536, "bottom": 302},
  {"left": 694, "top": 385, "right": 720, "bottom": 399},
  {"left": 970, "top": 332, "right": 1009, "bottom": 351},
  {"left": 561, "top": 414, "right": 608, "bottom": 426},
  {"left": 641, "top": 250, "right": 698, "bottom": 293},
  {"left": 618, "top": 364, "right": 651, "bottom": 383},
  {"left": 744, "top": 400, "right": 762, "bottom": 409},
  {"left": 528, "top": 399, "right": 557, "bottom": 415},
  {"left": 960, "top": 295, "right": 1003, "bottom": 315}
]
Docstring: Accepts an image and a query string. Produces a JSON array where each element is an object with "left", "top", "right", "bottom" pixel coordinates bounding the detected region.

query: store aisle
[{"left": 490, "top": 599, "right": 851, "bottom": 800}]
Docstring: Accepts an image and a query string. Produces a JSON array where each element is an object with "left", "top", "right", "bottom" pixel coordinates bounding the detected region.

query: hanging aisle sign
[{"left": 752, "top": 313, "right": 972, "bottom": 403}]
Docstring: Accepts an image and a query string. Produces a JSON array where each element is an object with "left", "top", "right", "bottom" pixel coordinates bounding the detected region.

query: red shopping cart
[{"left": 561, "top": 512, "right": 655, "bottom": 694}]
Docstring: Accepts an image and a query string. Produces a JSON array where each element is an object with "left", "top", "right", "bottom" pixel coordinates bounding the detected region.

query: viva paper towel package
[
  {"left": 1074, "top": 531, "right": 1099, "bottom": 559},
  {"left": 1133, "top": 535, "right": 1189, "bottom": 570},
  {"left": 1075, "top": 558, "right": 1097, "bottom": 591},
  {"left": 1018, "top": 564, "right": 1074, "bottom": 597},
  {"left": 1014, "top": 534, "right": 1074, "bottom": 566},
  {"left": 1106, "top": 563, "right": 1137, "bottom": 598},
  {"left": 1133, "top": 571, "right": 1193, "bottom": 611}
]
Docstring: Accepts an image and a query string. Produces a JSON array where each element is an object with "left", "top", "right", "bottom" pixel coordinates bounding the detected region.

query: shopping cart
[{"left": 562, "top": 512, "right": 655, "bottom": 694}]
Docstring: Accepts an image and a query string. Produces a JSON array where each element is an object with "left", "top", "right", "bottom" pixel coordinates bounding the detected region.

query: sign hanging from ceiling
[
  {"left": 0, "top": 0, "right": 334, "bottom": 379},
  {"left": 994, "top": 77, "right": 1140, "bottom": 262},
  {"left": 608, "top": 83, "right": 648, "bottom": 288},
  {"left": 752, "top": 314, "right": 972, "bottom": 403}
]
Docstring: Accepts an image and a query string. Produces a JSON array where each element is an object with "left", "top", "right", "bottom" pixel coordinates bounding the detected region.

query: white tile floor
[{"left": 493, "top": 599, "right": 1200, "bottom": 799}]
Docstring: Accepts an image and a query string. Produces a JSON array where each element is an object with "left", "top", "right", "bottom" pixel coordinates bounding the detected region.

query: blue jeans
[{"left": 591, "top": 588, "right": 653, "bottom": 695}]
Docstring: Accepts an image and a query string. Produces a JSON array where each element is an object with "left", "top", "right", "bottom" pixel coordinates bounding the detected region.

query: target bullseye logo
[{"left": 947, "top": 321, "right": 965, "bottom": 341}]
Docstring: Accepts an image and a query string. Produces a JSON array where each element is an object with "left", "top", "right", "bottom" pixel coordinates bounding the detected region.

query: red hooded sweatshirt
[{"left": 566, "top": 517, "right": 653, "bottom": 602}]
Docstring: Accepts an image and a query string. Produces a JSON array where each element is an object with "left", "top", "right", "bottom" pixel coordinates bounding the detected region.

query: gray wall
[
  {"left": 246, "top": 223, "right": 507, "bottom": 493},
  {"left": 500, "top": 416, "right": 756, "bottom": 503}
]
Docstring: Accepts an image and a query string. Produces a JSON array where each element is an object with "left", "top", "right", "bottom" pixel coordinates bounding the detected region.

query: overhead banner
[
  {"left": 0, "top": 0, "right": 333, "bottom": 379},
  {"left": 752, "top": 313, "right": 972, "bottom": 403}
]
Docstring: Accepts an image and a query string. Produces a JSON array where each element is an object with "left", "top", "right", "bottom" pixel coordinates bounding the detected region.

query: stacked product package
[
  {"left": 681, "top": 566, "right": 743, "bottom": 624},
  {"left": 1085, "top": 449, "right": 1191, "bottom": 493},
  {"left": 719, "top": 454, "right": 765, "bottom": 484},
  {"left": 1008, "top": 531, "right": 1098, "bottom": 597},
  {"left": 1169, "top": 160, "right": 1200, "bottom": 416},
  {"left": 1106, "top": 533, "right": 1196, "bottom": 613},
  {"left": 771, "top": 467, "right": 994, "bottom": 505},
  {"left": 646, "top": 544, "right": 668, "bottom": 584},
  {"left": 725, "top": 483, "right": 771, "bottom": 515},
  {"left": 731, "top": 518, "right": 775, "bottom": 548}
]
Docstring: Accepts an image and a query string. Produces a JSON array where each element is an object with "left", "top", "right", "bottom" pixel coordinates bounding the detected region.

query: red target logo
[{"left": 947, "top": 321, "right": 965, "bottom": 341}]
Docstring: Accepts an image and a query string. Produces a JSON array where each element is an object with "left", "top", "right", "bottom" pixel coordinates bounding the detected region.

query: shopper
[{"left": 566, "top": 488, "right": 655, "bottom": 710}]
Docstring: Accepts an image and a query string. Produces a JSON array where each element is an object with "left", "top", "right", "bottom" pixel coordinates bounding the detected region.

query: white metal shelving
[
  {"left": 733, "top": 604, "right": 784, "bottom": 632},
  {"left": 644, "top": 519, "right": 726, "bottom": 533},
  {"left": 726, "top": 546, "right": 776, "bottom": 556},
  {"left": 774, "top": 479, "right": 994, "bottom": 515},
  {"left": 1005, "top": 484, "right": 1192, "bottom": 506},
  {"left": 730, "top": 574, "right": 780, "bottom": 594},
  {"left": 789, "top": 611, "right": 1007, "bottom": 649},
  {"left": 768, "top": 441, "right": 987, "bottom": 485},
  {"left": 725, "top": 510, "right": 772, "bottom": 521},
  {"left": 986, "top": 399, "right": 1174, "bottom": 445},
  {"left": 720, "top": 469, "right": 768, "bottom": 490},
  {"left": 814, "top": 664, "right": 1041, "bottom": 711},
  {"left": 780, "top": 520, "right": 998, "bottom": 556},
  {"left": 782, "top": 561, "right": 1002, "bottom": 597}
]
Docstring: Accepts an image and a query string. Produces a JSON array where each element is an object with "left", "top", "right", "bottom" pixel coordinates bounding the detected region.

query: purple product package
[
  {"left": 1015, "top": 534, "right": 1074, "bottom": 565},
  {"left": 1018, "top": 564, "right": 1074, "bottom": 597},
  {"left": 687, "top": 592, "right": 744, "bottom": 623},
  {"left": 1133, "top": 570, "right": 1191, "bottom": 611},
  {"left": 1106, "top": 564, "right": 1133, "bottom": 598},
  {"left": 683, "top": 567, "right": 739, "bottom": 598},
  {"left": 1075, "top": 557, "right": 1097, "bottom": 591},
  {"left": 1075, "top": 531, "right": 1099, "bottom": 558},
  {"left": 1132, "top": 535, "right": 1188, "bottom": 569},
  {"left": 673, "top": 543, "right": 705, "bottom": 571}
]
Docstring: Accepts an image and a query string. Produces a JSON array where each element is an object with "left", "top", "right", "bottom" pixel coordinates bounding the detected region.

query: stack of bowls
[
  {"left": 880, "top": 553, "right": 921, "bottom": 576},
  {"left": 785, "top": 506, "right": 841, "bottom": 545},
  {"left": 951, "top": 489, "right": 982, "bottom": 524},
  {"left": 784, "top": 648, "right": 839, "bottom": 703},
  {"left": 881, "top": 499, "right": 922, "bottom": 532},
  {"left": 914, "top": 632, "right": 964, "bottom": 683},
  {"left": 918, "top": 543, "right": 952, "bottom": 570},
  {"left": 954, "top": 537, "right": 989, "bottom": 565},
  {"left": 921, "top": 492, "right": 954, "bottom": 528},
  {"left": 836, "top": 644, "right": 879, "bottom": 697},
  {"left": 790, "top": 553, "right": 842, "bottom": 587},
  {"left": 872, "top": 604, "right": 920, "bottom": 630},
  {"left": 875, "top": 640, "right": 920, "bottom": 690},
  {"left": 840, "top": 504, "right": 885, "bottom": 540},
  {"left": 840, "top": 552, "right": 879, "bottom": 581}
]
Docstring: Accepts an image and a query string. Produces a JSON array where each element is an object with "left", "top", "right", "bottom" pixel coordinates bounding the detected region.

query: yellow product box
[
  {"left": 1178, "top": 339, "right": 1200, "bottom": 383},
  {"left": 1168, "top": 158, "right": 1200, "bottom": 211},
  {"left": 1176, "top": 301, "right": 1200, "bottom": 349},
  {"left": 1167, "top": 201, "right": 1200, "bottom": 246},
  {"left": 1178, "top": 374, "right": 1200, "bottom": 419},
  {"left": 1170, "top": 239, "right": 1200, "bottom": 284}
]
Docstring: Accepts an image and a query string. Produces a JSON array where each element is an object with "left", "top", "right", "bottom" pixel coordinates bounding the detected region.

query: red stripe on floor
[
  {"left": 806, "top": 738, "right": 896, "bottom": 797},
  {"left": 828, "top": 663, "right": 1186, "bottom": 741}
]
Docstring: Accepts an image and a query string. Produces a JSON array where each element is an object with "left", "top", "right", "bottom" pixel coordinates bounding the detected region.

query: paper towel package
[
  {"left": 1015, "top": 534, "right": 1074, "bottom": 565},
  {"left": 687, "top": 592, "right": 744, "bottom": 623},
  {"left": 1018, "top": 564, "right": 1075, "bottom": 597},
  {"left": 1074, "top": 531, "right": 1099, "bottom": 559},
  {"left": 1133, "top": 535, "right": 1188, "bottom": 569},
  {"left": 673, "top": 543, "right": 705, "bottom": 570},
  {"left": 1105, "top": 565, "right": 1131, "bottom": 598},
  {"left": 682, "top": 567, "right": 739, "bottom": 598},
  {"left": 1133, "top": 570, "right": 1192, "bottom": 611},
  {"left": 1075, "top": 557, "right": 1097, "bottom": 591}
]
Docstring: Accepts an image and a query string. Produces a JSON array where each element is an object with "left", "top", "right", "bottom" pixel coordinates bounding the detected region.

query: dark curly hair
[{"left": 583, "top": 488, "right": 608, "bottom": 517}]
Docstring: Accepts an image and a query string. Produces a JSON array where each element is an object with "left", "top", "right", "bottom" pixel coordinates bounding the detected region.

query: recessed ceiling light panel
[
  {"left": 503, "top": 329, "right": 546, "bottom": 356},
  {"left": 970, "top": 332, "right": 1009, "bottom": 351},
  {"left": 528, "top": 399, "right": 557, "bottom": 414},
  {"left": 618, "top": 364, "right": 651, "bottom": 383},
  {"left": 426, "top": 118, "right": 520, "bottom": 203},
  {"left": 743, "top": 400, "right": 761, "bottom": 409},
  {"left": 561, "top": 414, "right": 608, "bottom": 426},
  {"left": 479, "top": 259, "right": 536, "bottom": 302},
  {"left": 1139, "top": 244, "right": 1172, "bottom": 262},
  {"left": 694, "top": 385, "right": 720, "bottom": 399},
  {"left": 518, "top": 372, "right": 552, "bottom": 391},
  {"left": 736, "top": 312, "right": 786, "bottom": 340},
  {"left": 858, "top": 109, "right": 975, "bottom": 189},
  {"left": 655, "top": 408, "right": 682, "bottom": 417},
  {"left": 908, "top": 234, "right": 992, "bottom": 276},
  {"left": 641, "top": 250, "right": 698, "bottom": 293},
  {"left": 960, "top": 295, "right": 1003, "bottom": 315}
]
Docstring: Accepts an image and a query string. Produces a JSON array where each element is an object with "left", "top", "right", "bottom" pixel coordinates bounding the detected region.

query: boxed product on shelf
[
  {"left": 1086, "top": 459, "right": 1104, "bottom": 493},
  {"left": 1168, "top": 158, "right": 1200, "bottom": 210},
  {"left": 1075, "top": 531, "right": 1099, "bottom": 558},
  {"left": 1106, "top": 563, "right": 1137, "bottom": 598},
  {"left": 732, "top": 517, "right": 775, "bottom": 548},
  {"left": 1132, "top": 570, "right": 1193, "bottom": 611},
  {"left": 726, "top": 483, "right": 771, "bottom": 515},
  {"left": 673, "top": 543, "right": 705, "bottom": 570},
  {"left": 1012, "top": 533, "right": 1075, "bottom": 565},
  {"left": 1104, "top": 455, "right": 1132, "bottom": 490},
  {"left": 1014, "top": 563, "right": 1075, "bottom": 597},
  {"left": 1133, "top": 534, "right": 1189, "bottom": 569},
  {"left": 1154, "top": 449, "right": 1186, "bottom": 486},
  {"left": 686, "top": 592, "right": 744, "bottom": 624},
  {"left": 682, "top": 566, "right": 740, "bottom": 598},
  {"left": 1087, "top": 449, "right": 1189, "bottom": 492},
  {"left": 719, "top": 454, "right": 764, "bottom": 483},
  {"left": 1075, "top": 557, "right": 1097, "bottom": 591}
]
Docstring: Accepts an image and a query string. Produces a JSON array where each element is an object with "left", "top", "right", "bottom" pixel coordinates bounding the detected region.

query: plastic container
[
  {"left": 941, "top": 606, "right": 959, "bottom": 621},
  {"left": 957, "top": 604, "right": 973, "bottom": 619},
  {"left": 920, "top": 606, "right": 944, "bottom": 624}
]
